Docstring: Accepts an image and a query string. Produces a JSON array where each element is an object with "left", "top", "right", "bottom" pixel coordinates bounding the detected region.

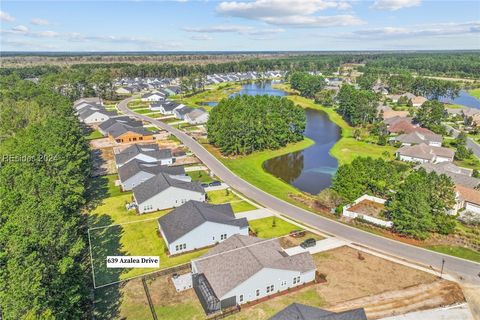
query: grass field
[
  {"left": 468, "top": 88, "right": 480, "bottom": 99},
  {"left": 87, "top": 129, "right": 104, "bottom": 140},
  {"left": 230, "top": 200, "right": 257, "bottom": 213},
  {"left": 89, "top": 219, "right": 208, "bottom": 287},
  {"left": 249, "top": 216, "right": 300, "bottom": 238},
  {"left": 426, "top": 245, "right": 480, "bottom": 262},
  {"left": 186, "top": 170, "right": 213, "bottom": 183},
  {"left": 206, "top": 189, "right": 240, "bottom": 204}
]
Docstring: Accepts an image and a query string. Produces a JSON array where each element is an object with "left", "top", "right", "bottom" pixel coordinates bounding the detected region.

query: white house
[
  {"left": 158, "top": 201, "right": 249, "bottom": 254},
  {"left": 141, "top": 92, "right": 165, "bottom": 102},
  {"left": 191, "top": 235, "right": 316, "bottom": 313},
  {"left": 132, "top": 172, "right": 205, "bottom": 213},
  {"left": 185, "top": 108, "right": 209, "bottom": 125},
  {"left": 116, "top": 86, "right": 135, "bottom": 95},
  {"left": 78, "top": 108, "right": 114, "bottom": 124},
  {"left": 342, "top": 194, "right": 392, "bottom": 228},
  {"left": 396, "top": 143, "right": 455, "bottom": 163},
  {"left": 114, "top": 144, "right": 173, "bottom": 168},
  {"left": 118, "top": 159, "right": 188, "bottom": 191}
]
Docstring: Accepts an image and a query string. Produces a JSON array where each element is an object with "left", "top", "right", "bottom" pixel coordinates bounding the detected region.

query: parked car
[
  {"left": 201, "top": 183, "right": 209, "bottom": 188},
  {"left": 300, "top": 238, "right": 316, "bottom": 248},
  {"left": 289, "top": 230, "right": 306, "bottom": 238},
  {"left": 208, "top": 181, "right": 221, "bottom": 187}
]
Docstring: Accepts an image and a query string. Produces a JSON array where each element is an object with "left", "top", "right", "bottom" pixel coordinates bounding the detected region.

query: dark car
[
  {"left": 208, "top": 181, "right": 222, "bottom": 187},
  {"left": 300, "top": 238, "right": 316, "bottom": 248},
  {"left": 201, "top": 183, "right": 209, "bottom": 188}
]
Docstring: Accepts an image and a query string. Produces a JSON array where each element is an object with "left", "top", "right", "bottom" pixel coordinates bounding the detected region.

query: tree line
[
  {"left": 0, "top": 75, "right": 92, "bottom": 319},
  {"left": 207, "top": 95, "right": 306, "bottom": 155}
]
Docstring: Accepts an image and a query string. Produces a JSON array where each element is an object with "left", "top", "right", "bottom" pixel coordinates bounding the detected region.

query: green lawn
[
  {"left": 89, "top": 219, "right": 208, "bottom": 286},
  {"left": 426, "top": 245, "right": 480, "bottom": 263},
  {"left": 249, "top": 216, "right": 300, "bottom": 238},
  {"left": 454, "top": 157, "right": 480, "bottom": 171},
  {"left": 468, "top": 88, "right": 480, "bottom": 99},
  {"left": 206, "top": 189, "right": 239, "bottom": 204},
  {"left": 186, "top": 170, "right": 213, "bottom": 183},
  {"left": 230, "top": 200, "right": 257, "bottom": 213},
  {"left": 87, "top": 129, "right": 104, "bottom": 140}
]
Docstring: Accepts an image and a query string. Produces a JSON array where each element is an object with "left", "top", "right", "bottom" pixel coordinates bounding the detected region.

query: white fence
[{"left": 342, "top": 194, "right": 393, "bottom": 228}]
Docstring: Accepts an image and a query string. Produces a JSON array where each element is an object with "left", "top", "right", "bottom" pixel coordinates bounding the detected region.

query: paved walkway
[
  {"left": 379, "top": 303, "right": 474, "bottom": 320},
  {"left": 285, "top": 238, "right": 348, "bottom": 256},
  {"left": 235, "top": 208, "right": 274, "bottom": 221},
  {"left": 204, "top": 183, "right": 229, "bottom": 192}
]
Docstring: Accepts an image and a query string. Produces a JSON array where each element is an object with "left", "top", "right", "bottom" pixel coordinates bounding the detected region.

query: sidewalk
[{"left": 236, "top": 208, "right": 274, "bottom": 221}]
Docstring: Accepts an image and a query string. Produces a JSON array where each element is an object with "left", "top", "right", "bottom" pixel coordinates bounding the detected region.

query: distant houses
[
  {"left": 158, "top": 201, "right": 249, "bottom": 254},
  {"left": 132, "top": 172, "right": 205, "bottom": 213},
  {"left": 114, "top": 143, "right": 173, "bottom": 167},
  {"left": 191, "top": 234, "right": 316, "bottom": 313}
]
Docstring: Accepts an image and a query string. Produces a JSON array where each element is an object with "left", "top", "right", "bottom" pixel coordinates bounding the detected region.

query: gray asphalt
[
  {"left": 445, "top": 124, "right": 480, "bottom": 158},
  {"left": 119, "top": 98, "right": 480, "bottom": 285}
]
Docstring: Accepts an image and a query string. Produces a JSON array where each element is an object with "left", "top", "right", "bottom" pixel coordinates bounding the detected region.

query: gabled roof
[
  {"left": 397, "top": 143, "right": 454, "bottom": 160},
  {"left": 115, "top": 143, "right": 172, "bottom": 166},
  {"left": 118, "top": 159, "right": 184, "bottom": 182},
  {"left": 74, "top": 97, "right": 101, "bottom": 106},
  {"left": 78, "top": 108, "right": 115, "bottom": 120},
  {"left": 158, "top": 200, "right": 248, "bottom": 243},
  {"left": 193, "top": 235, "right": 315, "bottom": 298},
  {"left": 456, "top": 185, "right": 480, "bottom": 206},
  {"left": 133, "top": 172, "right": 204, "bottom": 204},
  {"left": 98, "top": 116, "right": 143, "bottom": 132},
  {"left": 186, "top": 108, "right": 208, "bottom": 120},
  {"left": 142, "top": 91, "right": 165, "bottom": 99},
  {"left": 174, "top": 106, "right": 194, "bottom": 116},
  {"left": 395, "top": 131, "right": 442, "bottom": 145},
  {"left": 417, "top": 162, "right": 479, "bottom": 188},
  {"left": 106, "top": 123, "right": 152, "bottom": 138},
  {"left": 270, "top": 303, "right": 367, "bottom": 320}
]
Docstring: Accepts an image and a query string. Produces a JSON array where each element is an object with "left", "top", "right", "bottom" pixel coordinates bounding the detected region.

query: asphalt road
[
  {"left": 445, "top": 123, "right": 480, "bottom": 158},
  {"left": 119, "top": 98, "right": 480, "bottom": 285}
]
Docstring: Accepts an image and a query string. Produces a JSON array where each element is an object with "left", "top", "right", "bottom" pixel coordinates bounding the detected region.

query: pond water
[
  {"left": 232, "top": 81, "right": 341, "bottom": 195},
  {"left": 438, "top": 90, "right": 480, "bottom": 109}
]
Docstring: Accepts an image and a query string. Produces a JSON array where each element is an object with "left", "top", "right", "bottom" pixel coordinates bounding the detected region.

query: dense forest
[
  {"left": 207, "top": 95, "right": 306, "bottom": 155},
  {"left": 0, "top": 75, "right": 92, "bottom": 319}
]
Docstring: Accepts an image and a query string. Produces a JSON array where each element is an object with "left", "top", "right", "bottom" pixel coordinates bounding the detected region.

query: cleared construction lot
[{"left": 93, "top": 246, "right": 467, "bottom": 320}]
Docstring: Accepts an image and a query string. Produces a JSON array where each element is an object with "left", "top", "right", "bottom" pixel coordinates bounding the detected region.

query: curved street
[{"left": 118, "top": 97, "right": 480, "bottom": 285}]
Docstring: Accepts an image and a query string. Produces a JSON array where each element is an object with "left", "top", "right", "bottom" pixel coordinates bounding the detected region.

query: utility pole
[{"left": 440, "top": 258, "right": 445, "bottom": 279}]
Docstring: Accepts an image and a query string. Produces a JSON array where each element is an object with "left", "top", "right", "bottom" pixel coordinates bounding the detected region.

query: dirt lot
[{"left": 91, "top": 147, "right": 116, "bottom": 176}]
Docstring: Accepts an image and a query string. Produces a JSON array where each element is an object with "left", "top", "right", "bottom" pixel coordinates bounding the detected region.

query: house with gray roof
[
  {"left": 98, "top": 117, "right": 143, "bottom": 135},
  {"left": 392, "top": 131, "right": 442, "bottom": 147},
  {"left": 105, "top": 123, "right": 153, "bottom": 143},
  {"left": 417, "top": 162, "right": 480, "bottom": 188},
  {"left": 158, "top": 201, "right": 248, "bottom": 254},
  {"left": 141, "top": 91, "right": 165, "bottom": 102},
  {"left": 150, "top": 101, "right": 183, "bottom": 114},
  {"left": 133, "top": 172, "right": 205, "bottom": 213},
  {"left": 78, "top": 107, "right": 116, "bottom": 124},
  {"left": 185, "top": 108, "right": 209, "bottom": 125},
  {"left": 118, "top": 159, "right": 188, "bottom": 191},
  {"left": 173, "top": 105, "right": 194, "bottom": 120},
  {"left": 396, "top": 143, "right": 455, "bottom": 163},
  {"left": 115, "top": 143, "right": 173, "bottom": 167},
  {"left": 270, "top": 303, "right": 367, "bottom": 320},
  {"left": 191, "top": 235, "right": 316, "bottom": 314}
]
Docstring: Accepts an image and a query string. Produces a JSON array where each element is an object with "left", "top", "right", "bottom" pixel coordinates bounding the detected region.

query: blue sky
[{"left": 1, "top": 0, "right": 479, "bottom": 51}]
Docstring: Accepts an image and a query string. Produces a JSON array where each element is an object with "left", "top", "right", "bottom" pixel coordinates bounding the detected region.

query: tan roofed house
[{"left": 396, "top": 143, "right": 454, "bottom": 163}]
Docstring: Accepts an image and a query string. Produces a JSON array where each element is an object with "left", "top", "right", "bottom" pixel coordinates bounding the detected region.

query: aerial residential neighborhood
[{"left": 1, "top": 1, "right": 480, "bottom": 320}]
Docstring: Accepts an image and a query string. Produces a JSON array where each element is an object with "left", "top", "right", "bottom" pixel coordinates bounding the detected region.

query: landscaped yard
[
  {"left": 87, "top": 129, "right": 104, "bottom": 140},
  {"left": 206, "top": 189, "right": 239, "bottom": 204},
  {"left": 249, "top": 216, "right": 300, "bottom": 238},
  {"left": 89, "top": 219, "right": 208, "bottom": 286},
  {"left": 186, "top": 170, "right": 213, "bottom": 183},
  {"left": 426, "top": 245, "right": 480, "bottom": 262},
  {"left": 230, "top": 200, "right": 257, "bottom": 213}
]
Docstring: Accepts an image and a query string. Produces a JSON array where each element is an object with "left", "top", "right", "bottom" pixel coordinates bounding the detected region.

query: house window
[
  {"left": 281, "top": 280, "right": 287, "bottom": 286},
  {"left": 220, "top": 234, "right": 227, "bottom": 240},
  {"left": 266, "top": 285, "right": 274, "bottom": 293},
  {"left": 293, "top": 276, "right": 301, "bottom": 285},
  {"left": 239, "top": 295, "right": 244, "bottom": 303},
  {"left": 256, "top": 289, "right": 260, "bottom": 297}
]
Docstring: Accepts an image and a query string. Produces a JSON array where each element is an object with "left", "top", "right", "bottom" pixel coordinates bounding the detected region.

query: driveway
[
  {"left": 284, "top": 238, "right": 348, "bottom": 256},
  {"left": 119, "top": 97, "right": 480, "bottom": 285}
]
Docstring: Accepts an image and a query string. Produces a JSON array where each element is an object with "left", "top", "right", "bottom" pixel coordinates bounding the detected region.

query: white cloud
[
  {"left": 31, "top": 18, "right": 50, "bottom": 26},
  {"left": 11, "top": 25, "right": 28, "bottom": 33},
  {"left": 216, "top": 0, "right": 361, "bottom": 27},
  {"left": 183, "top": 25, "right": 284, "bottom": 35},
  {"left": 0, "top": 11, "right": 15, "bottom": 22},
  {"left": 190, "top": 34, "right": 213, "bottom": 41},
  {"left": 351, "top": 21, "right": 480, "bottom": 39},
  {"left": 371, "top": 0, "right": 421, "bottom": 11}
]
